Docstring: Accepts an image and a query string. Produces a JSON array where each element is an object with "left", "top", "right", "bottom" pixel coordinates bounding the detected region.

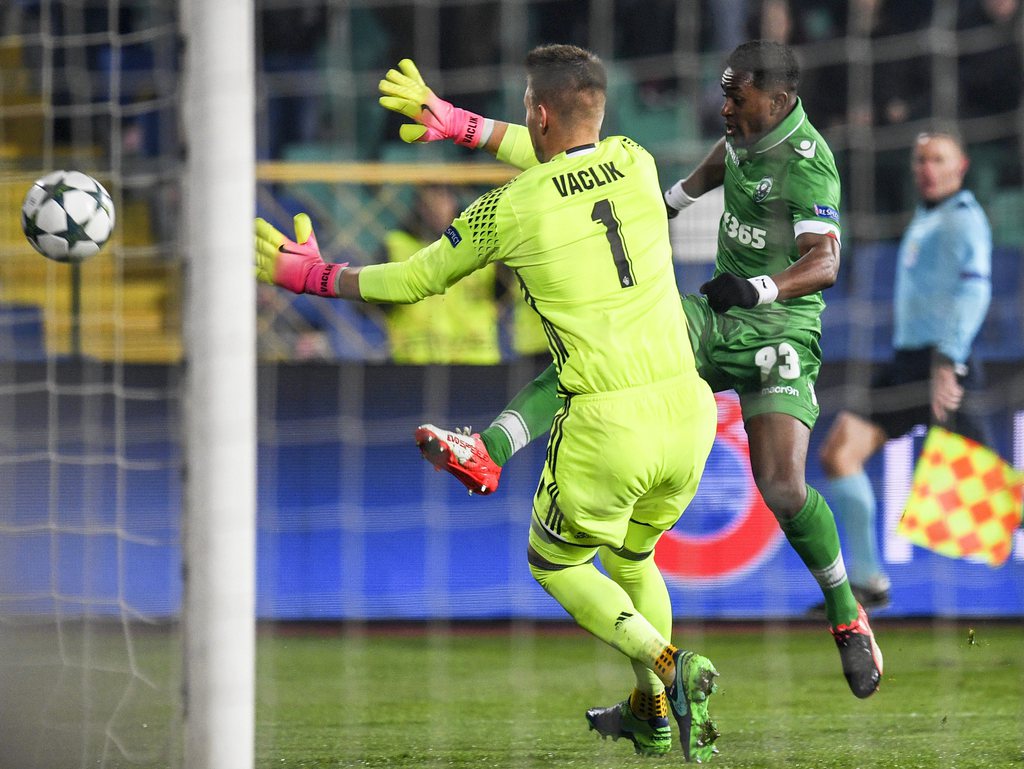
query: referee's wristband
[
  {"left": 747, "top": 275, "right": 779, "bottom": 305},
  {"left": 664, "top": 180, "right": 698, "bottom": 213}
]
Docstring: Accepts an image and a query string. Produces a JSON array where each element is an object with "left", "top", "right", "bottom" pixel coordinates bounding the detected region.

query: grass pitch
[
  {"left": 256, "top": 619, "right": 1024, "bottom": 769},
  {"left": 2, "top": 618, "right": 1020, "bottom": 767}
]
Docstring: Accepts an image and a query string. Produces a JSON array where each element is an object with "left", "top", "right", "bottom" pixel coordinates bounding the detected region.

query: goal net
[
  {"left": 0, "top": 3, "right": 185, "bottom": 768},
  {"left": 2, "top": 1, "right": 1023, "bottom": 767}
]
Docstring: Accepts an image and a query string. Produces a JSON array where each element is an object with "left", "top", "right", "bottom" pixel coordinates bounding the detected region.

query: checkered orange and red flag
[{"left": 898, "top": 427, "right": 1024, "bottom": 566}]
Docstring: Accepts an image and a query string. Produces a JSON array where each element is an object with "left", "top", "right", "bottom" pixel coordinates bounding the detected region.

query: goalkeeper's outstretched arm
[
  {"left": 378, "top": 58, "right": 538, "bottom": 171},
  {"left": 256, "top": 213, "right": 483, "bottom": 304}
]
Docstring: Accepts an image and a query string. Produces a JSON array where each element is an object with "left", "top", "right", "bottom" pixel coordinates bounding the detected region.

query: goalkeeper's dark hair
[
  {"left": 726, "top": 40, "right": 800, "bottom": 93},
  {"left": 525, "top": 44, "right": 606, "bottom": 122}
]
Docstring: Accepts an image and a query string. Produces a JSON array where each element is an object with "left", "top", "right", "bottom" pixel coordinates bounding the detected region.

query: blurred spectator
[
  {"left": 614, "top": 0, "right": 680, "bottom": 104},
  {"left": 760, "top": 0, "right": 939, "bottom": 214},
  {"left": 701, "top": 0, "right": 751, "bottom": 53},
  {"left": 504, "top": 274, "right": 550, "bottom": 361},
  {"left": 838, "top": 0, "right": 936, "bottom": 213},
  {"left": 373, "top": 5, "right": 497, "bottom": 145},
  {"left": 749, "top": 0, "right": 795, "bottom": 42},
  {"left": 796, "top": 0, "right": 930, "bottom": 130},
  {"left": 439, "top": 2, "right": 500, "bottom": 71},
  {"left": 381, "top": 186, "right": 501, "bottom": 364},
  {"left": 788, "top": 1, "right": 848, "bottom": 129},
  {"left": 831, "top": 0, "right": 933, "bottom": 128},
  {"left": 957, "top": 0, "right": 1023, "bottom": 191},
  {"left": 957, "top": 0, "right": 1022, "bottom": 119},
  {"left": 698, "top": 0, "right": 751, "bottom": 134},
  {"left": 256, "top": 236, "right": 379, "bottom": 361},
  {"left": 529, "top": 0, "right": 590, "bottom": 49},
  {"left": 259, "top": 290, "right": 384, "bottom": 361}
]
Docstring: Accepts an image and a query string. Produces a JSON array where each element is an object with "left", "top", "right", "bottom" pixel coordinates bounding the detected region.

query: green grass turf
[
  {"left": 2, "top": 619, "right": 1021, "bottom": 767},
  {"left": 255, "top": 620, "right": 1024, "bottom": 769}
]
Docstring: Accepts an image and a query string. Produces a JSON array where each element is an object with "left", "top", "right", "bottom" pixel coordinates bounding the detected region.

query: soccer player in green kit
[
  {"left": 259, "top": 45, "right": 723, "bottom": 761},
  {"left": 381, "top": 40, "right": 884, "bottom": 702}
]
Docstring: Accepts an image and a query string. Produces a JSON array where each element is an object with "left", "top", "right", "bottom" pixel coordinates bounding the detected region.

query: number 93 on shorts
[{"left": 682, "top": 296, "right": 822, "bottom": 430}]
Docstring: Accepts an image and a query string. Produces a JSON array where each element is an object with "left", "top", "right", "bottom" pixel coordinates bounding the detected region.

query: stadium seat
[
  {"left": 0, "top": 303, "right": 45, "bottom": 361},
  {"left": 604, "top": 64, "right": 699, "bottom": 157}
]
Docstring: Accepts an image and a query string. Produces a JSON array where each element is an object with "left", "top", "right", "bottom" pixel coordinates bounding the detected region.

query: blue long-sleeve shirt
[{"left": 893, "top": 189, "right": 991, "bottom": 365}]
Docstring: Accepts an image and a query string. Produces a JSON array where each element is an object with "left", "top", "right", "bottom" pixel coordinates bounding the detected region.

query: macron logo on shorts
[
  {"left": 444, "top": 225, "right": 462, "bottom": 247},
  {"left": 761, "top": 385, "right": 801, "bottom": 397}
]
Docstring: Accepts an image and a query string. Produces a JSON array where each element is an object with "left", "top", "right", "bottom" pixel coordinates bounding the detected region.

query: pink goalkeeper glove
[
  {"left": 254, "top": 214, "right": 348, "bottom": 297},
  {"left": 378, "top": 58, "right": 492, "bottom": 147}
]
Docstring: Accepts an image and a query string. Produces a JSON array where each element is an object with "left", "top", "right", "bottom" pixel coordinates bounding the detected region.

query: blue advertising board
[
  {"left": 256, "top": 374, "right": 1024, "bottom": 620},
  {"left": 1, "top": 362, "right": 1021, "bottom": 620}
]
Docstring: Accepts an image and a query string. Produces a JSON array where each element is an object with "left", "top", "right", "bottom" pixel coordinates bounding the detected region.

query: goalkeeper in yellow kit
[{"left": 257, "top": 45, "right": 721, "bottom": 762}]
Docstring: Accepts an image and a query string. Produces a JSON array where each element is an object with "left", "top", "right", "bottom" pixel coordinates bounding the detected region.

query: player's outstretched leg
[
  {"left": 586, "top": 691, "right": 671, "bottom": 756},
  {"left": 414, "top": 424, "right": 501, "bottom": 495},
  {"left": 830, "top": 603, "right": 883, "bottom": 698},
  {"left": 414, "top": 366, "right": 561, "bottom": 494},
  {"left": 666, "top": 651, "right": 720, "bottom": 763}
]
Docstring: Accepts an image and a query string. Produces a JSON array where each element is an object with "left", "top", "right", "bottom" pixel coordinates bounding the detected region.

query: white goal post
[{"left": 181, "top": 1, "right": 256, "bottom": 768}]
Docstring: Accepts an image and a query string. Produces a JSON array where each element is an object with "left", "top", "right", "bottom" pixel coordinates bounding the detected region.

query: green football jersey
[
  {"left": 716, "top": 98, "right": 841, "bottom": 329},
  {"left": 359, "top": 136, "right": 697, "bottom": 394}
]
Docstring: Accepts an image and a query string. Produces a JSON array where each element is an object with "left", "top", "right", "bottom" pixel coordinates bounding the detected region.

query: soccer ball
[{"left": 21, "top": 170, "right": 115, "bottom": 262}]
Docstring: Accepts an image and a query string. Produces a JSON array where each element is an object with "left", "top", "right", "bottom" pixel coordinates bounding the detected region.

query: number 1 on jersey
[{"left": 591, "top": 199, "right": 635, "bottom": 288}]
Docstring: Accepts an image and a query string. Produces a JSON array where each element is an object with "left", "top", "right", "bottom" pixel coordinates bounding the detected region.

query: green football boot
[
  {"left": 666, "top": 651, "right": 721, "bottom": 763},
  {"left": 586, "top": 698, "right": 672, "bottom": 757}
]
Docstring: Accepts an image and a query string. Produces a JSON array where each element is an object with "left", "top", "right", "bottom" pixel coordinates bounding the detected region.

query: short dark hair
[
  {"left": 525, "top": 44, "right": 606, "bottom": 121},
  {"left": 916, "top": 123, "right": 966, "bottom": 153},
  {"left": 726, "top": 40, "right": 800, "bottom": 93}
]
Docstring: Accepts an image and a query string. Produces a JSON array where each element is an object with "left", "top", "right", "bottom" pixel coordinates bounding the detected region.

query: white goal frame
[{"left": 181, "top": 1, "right": 256, "bottom": 768}]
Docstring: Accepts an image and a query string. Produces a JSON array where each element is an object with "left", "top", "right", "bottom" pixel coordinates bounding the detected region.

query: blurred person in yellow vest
[
  {"left": 510, "top": 290, "right": 549, "bottom": 359},
  {"left": 383, "top": 185, "right": 500, "bottom": 363}
]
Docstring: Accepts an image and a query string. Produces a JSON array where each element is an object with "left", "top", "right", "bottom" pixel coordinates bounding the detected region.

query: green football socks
[
  {"left": 781, "top": 485, "right": 859, "bottom": 625},
  {"left": 479, "top": 363, "right": 560, "bottom": 466}
]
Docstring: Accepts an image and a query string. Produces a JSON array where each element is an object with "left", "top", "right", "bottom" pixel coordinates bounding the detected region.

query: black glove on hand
[
  {"left": 700, "top": 273, "right": 759, "bottom": 313},
  {"left": 665, "top": 200, "right": 681, "bottom": 220}
]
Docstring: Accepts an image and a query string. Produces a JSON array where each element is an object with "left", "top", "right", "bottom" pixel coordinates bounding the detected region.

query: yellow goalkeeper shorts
[{"left": 527, "top": 372, "right": 716, "bottom": 569}]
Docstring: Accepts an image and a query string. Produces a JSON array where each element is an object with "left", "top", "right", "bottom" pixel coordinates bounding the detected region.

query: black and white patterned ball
[{"left": 21, "top": 171, "right": 116, "bottom": 262}]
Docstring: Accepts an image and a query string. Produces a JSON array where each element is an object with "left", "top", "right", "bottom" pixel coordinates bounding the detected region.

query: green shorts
[
  {"left": 528, "top": 373, "right": 716, "bottom": 569},
  {"left": 682, "top": 294, "right": 822, "bottom": 429}
]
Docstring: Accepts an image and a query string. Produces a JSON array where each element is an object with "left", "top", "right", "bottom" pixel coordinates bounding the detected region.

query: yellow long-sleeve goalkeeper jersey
[{"left": 358, "top": 136, "right": 697, "bottom": 395}]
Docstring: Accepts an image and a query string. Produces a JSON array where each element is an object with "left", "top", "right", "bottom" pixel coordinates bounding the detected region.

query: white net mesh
[
  {"left": 0, "top": 2, "right": 184, "bottom": 767},
  {"left": 1, "top": 0, "right": 1023, "bottom": 766}
]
